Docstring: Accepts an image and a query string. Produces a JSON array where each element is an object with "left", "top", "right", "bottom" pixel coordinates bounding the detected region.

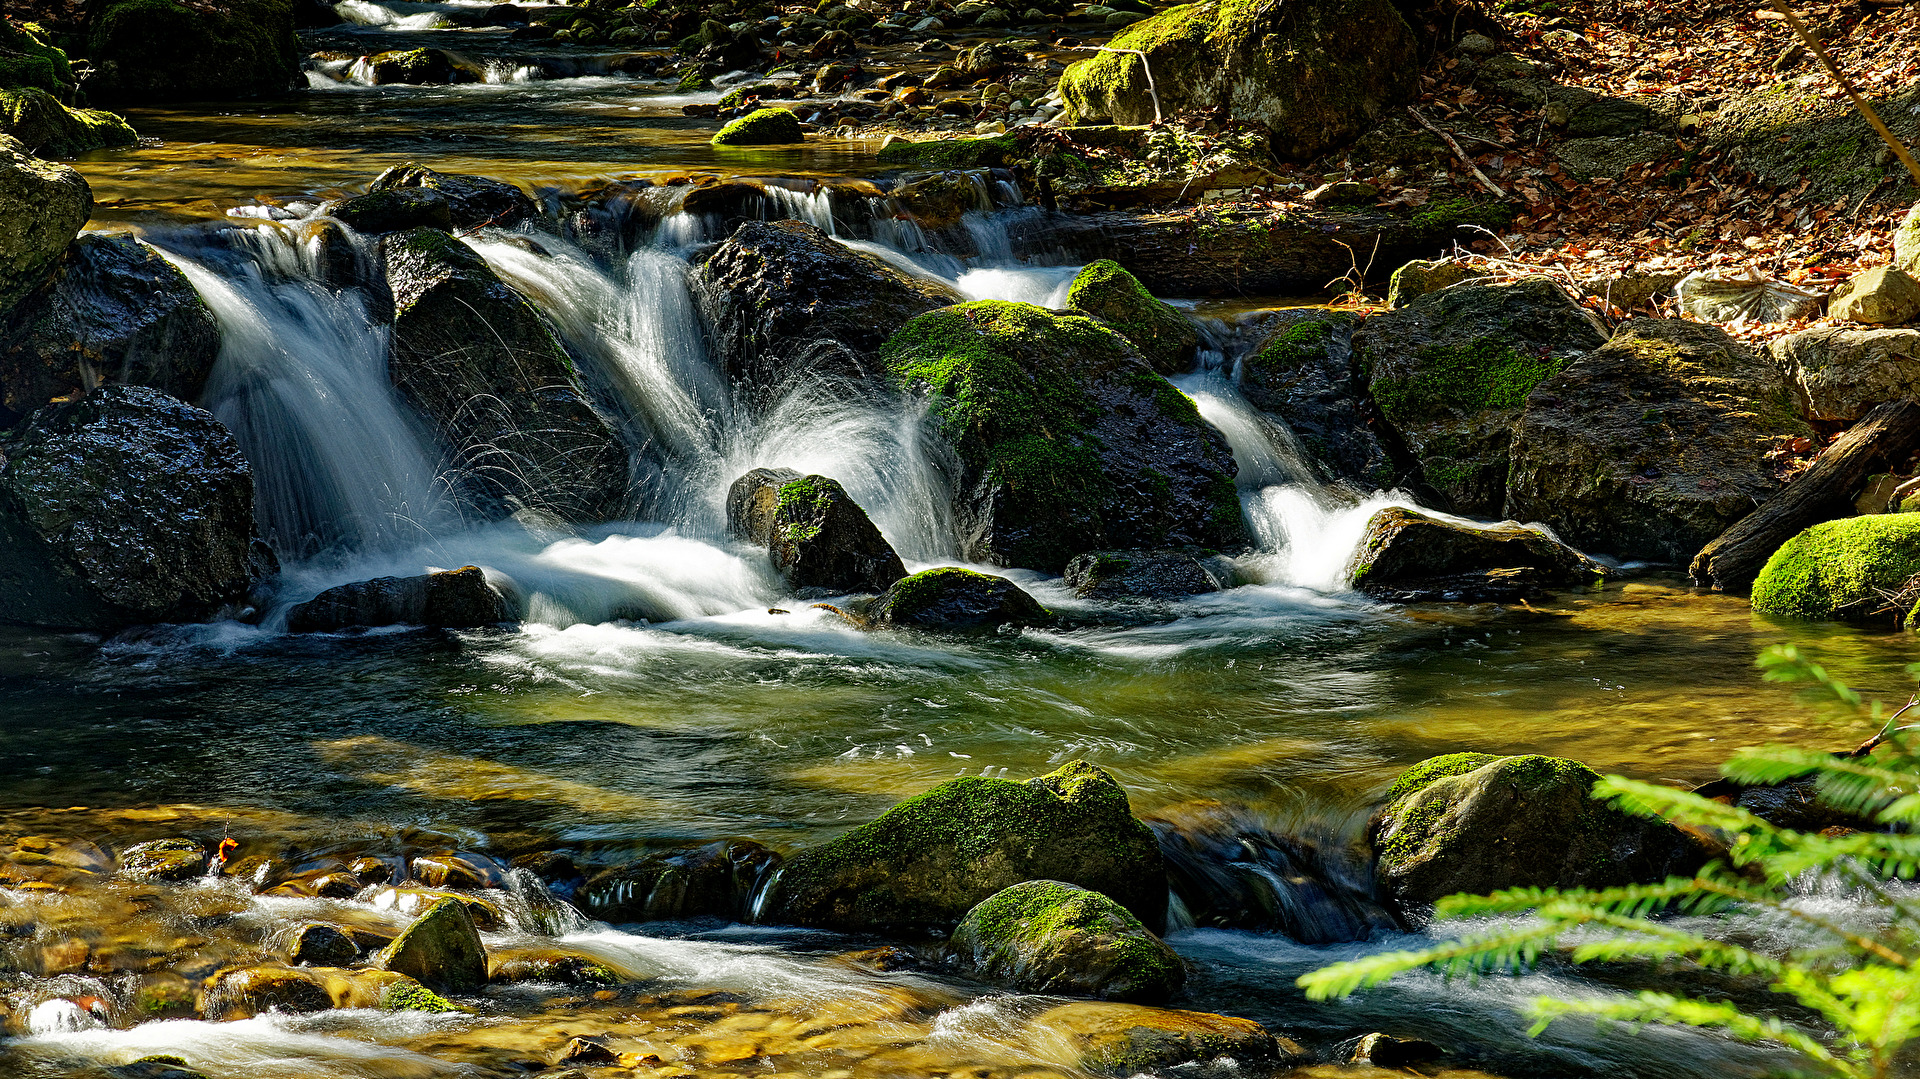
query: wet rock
[
  {"left": 1384, "top": 257, "right": 1488, "bottom": 309},
  {"left": 112, "top": 1055, "right": 211, "bottom": 1079},
  {"left": 0, "top": 233, "right": 220, "bottom": 427},
  {"left": 577, "top": 839, "right": 779, "bottom": 923},
  {"left": 768, "top": 760, "right": 1167, "bottom": 934},
  {"left": 0, "top": 134, "right": 89, "bottom": 314},
  {"left": 1829, "top": 265, "right": 1920, "bottom": 326},
  {"left": 285, "top": 566, "right": 514, "bottom": 633},
  {"left": 409, "top": 851, "right": 507, "bottom": 889},
  {"left": 1346, "top": 506, "right": 1603, "bottom": 602},
  {"left": 489, "top": 947, "right": 621, "bottom": 985},
  {"left": 1750, "top": 514, "right": 1920, "bottom": 622},
  {"left": 689, "top": 218, "right": 957, "bottom": 401},
  {"left": 1373, "top": 753, "right": 1708, "bottom": 911},
  {"left": 1356, "top": 276, "right": 1607, "bottom": 516},
  {"left": 366, "top": 885, "right": 506, "bottom": 929},
  {"left": 711, "top": 106, "right": 803, "bottom": 146},
  {"left": 951, "top": 880, "right": 1185, "bottom": 1002},
  {"left": 890, "top": 170, "right": 985, "bottom": 231},
  {"left": 725, "top": 468, "right": 906, "bottom": 594},
  {"left": 1058, "top": 0, "right": 1417, "bottom": 161},
  {"left": 885, "top": 301, "right": 1245, "bottom": 572},
  {"left": 1238, "top": 310, "right": 1401, "bottom": 489},
  {"left": 1352, "top": 1032, "right": 1444, "bottom": 1067},
  {"left": 559, "top": 1035, "right": 620, "bottom": 1064},
  {"left": 0, "top": 87, "right": 136, "bottom": 159},
  {"left": 1023, "top": 1002, "right": 1302, "bottom": 1078},
  {"left": 86, "top": 0, "right": 300, "bottom": 102},
  {"left": 366, "top": 47, "right": 469, "bottom": 85},
  {"left": 203, "top": 964, "right": 334, "bottom": 1017},
  {"left": 0, "top": 386, "right": 271, "bottom": 630},
  {"left": 383, "top": 226, "right": 629, "bottom": 522},
  {"left": 1063, "top": 549, "right": 1225, "bottom": 599},
  {"left": 378, "top": 975, "right": 461, "bottom": 1012},
  {"left": 369, "top": 163, "right": 537, "bottom": 229},
  {"left": 1063, "top": 260, "right": 1198, "bottom": 376},
  {"left": 132, "top": 973, "right": 199, "bottom": 1019},
  {"left": 869, "top": 566, "right": 1051, "bottom": 631},
  {"left": 876, "top": 134, "right": 1017, "bottom": 168},
  {"left": 1772, "top": 326, "right": 1920, "bottom": 425},
  {"left": 120, "top": 838, "right": 211, "bottom": 882},
  {"left": 288, "top": 923, "right": 359, "bottom": 966},
  {"left": 331, "top": 187, "right": 454, "bottom": 234},
  {"left": 1506, "top": 318, "right": 1810, "bottom": 564},
  {"left": 377, "top": 896, "right": 487, "bottom": 991}
]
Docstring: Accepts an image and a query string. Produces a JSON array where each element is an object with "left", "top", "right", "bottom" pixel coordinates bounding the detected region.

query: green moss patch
[
  {"left": 1372, "top": 338, "right": 1564, "bottom": 421},
  {"left": 1751, "top": 514, "right": 1920, "bottom": 621},
  {"left": 712, "top": 107, "right": 802, "bottom": 146},
  {"left": 1064, "top": 260, "right": 1198, "bottom": 375},
  {"left": 876, "top": 134, "right": 1015, "bottom": 168}
]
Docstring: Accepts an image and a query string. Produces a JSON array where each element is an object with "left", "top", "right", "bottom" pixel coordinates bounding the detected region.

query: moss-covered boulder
[
  {"left": 765, "top": 760, "right": 1168, "bottom": 934},
  {"left": 1506, "top": 319, "right": 1811, "bottom": 564},
  {"left": 121, "top": 838, "right": 210, "bottom": 881},
  {"left": 1372, "top": 753, "right": 1707, "bottom": 911},
  {"left": 487, "top": 947, "right": 621, "bottom": 986},
  {"left": 0, "top": 87, "right": 135, "bottom": 158},
  {"left": 885, "top": 301, "right": 1244, "bottom": 572},
  {"left": 0, "top": 386, "right": 271, "bottom": 630},
  {"left": 726, "top": 468, "right": 907, "bottom": 594},
  {"left": 0, "top": 19, "right": 78, "bottom": 103},
  {"left": 1057, "top": 0, "right": 1417, "bottom": 161},
  {"left": 1238, "top": 309, "right": 1402, "bottom": 489},
  {"left": 952, "top": 880, "right": 1185, "bottom": 1002},
  {"left": 377, "top": 896, "right": 487, "bottom": 991},
  {"left": 1022, "top": 1002, "right": 1302, "bottom": 1078},
  {"left": 1750, "top": 515, "right": 1920, "bottom": 622},
  {"left": 366, "top": 47, "right": 468, "bottom": 85},
  {"left": 875, "top": 134, "right": 1016, "bottom": 168},
  {"left": 689, "top": 219, "right": 958, "bottom": 401},
  {"left": 712, "top": 107, "right": 803, "bottom": 146},
  {"left": 0, "top": 134, "right": 89, "bottom": 315},
  {"left": 382, "top": 226, "right": 629, "bottom": 523},
  {"left": 0, "top": 233, "right": 219, "bottom": 427},
  {"left": 368, "top": 164, "right": 535, "bottom": 229},
  {"left": 1064, "top": 260, "right": 1198, "bottom": 376},
  {"left": 284, "top": 565, "right": 514, "bottom": 632},
  {"left": 869, "top": 566, "right": 1051, "bottom": 631},
  {"left": 1356, "top": 276, "right": 1607, "bottom": 516},
  {"left": 1063, "top": 548, "right": 1226, "bottom": 599},
  {"left": 86, "top": 0, "right": 299, "bottom": 102},
  {"left": 1346, "top": 506, "right": 1603, "bottom": 602}
]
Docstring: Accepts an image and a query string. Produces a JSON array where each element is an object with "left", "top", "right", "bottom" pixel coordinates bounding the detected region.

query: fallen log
[{"left": 1690, "top": 398, "right": 1920, "bottom": 589}]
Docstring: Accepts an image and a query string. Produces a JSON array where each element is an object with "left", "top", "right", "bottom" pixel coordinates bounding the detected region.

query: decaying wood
[{"left": 1690, "top": 398, "right": 1920, "bottom": 590}]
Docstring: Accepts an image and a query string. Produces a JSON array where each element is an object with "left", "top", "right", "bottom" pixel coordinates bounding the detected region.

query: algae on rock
[
  {"left": 1063, "top": 259, "right": 1198, "bottom": 376},
  {"left": 1750, "top": 514, "right": 1920, "bottom": 622},
  {"left": 951, "top": 880, "right": 1186, "bottom": 1002}
]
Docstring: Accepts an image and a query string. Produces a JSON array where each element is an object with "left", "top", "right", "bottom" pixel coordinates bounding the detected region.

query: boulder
[
  {"left": 365, "top": 47, "right": 468, "bottom": 85},
  {"left": 0, "top": 233, "right": 220, "bottom": 427},
  {"left": 1384, "top": 257, "right": 1487, "bottom": 309},
  {"left": 331, "top": 188, "right": 454, "bottom": 234},
  {"left": 886, "top": 301, "right": 1245, "bottom": 572},
  {"left": 1506, "top": 318, "right": 1811, "bottom": 564},
  {"left": 1057, "top": 0, "right": 1418, "bottom": 161},
  {"left": 382, "top": 227, "right": 629, "bottom": 522},
  {"left": 284, "top": 566, "right": 514, "bottom": 633},
  {"left": 1372, "top": 753, "right": 1707, "bottom": 911},
  {"left": 0, "top": 19, "right": 78, "bottom": 103},
  {"left": 1898, "top": 202, "right": 1920, "bottom": 276},
  {"left": 377, "top": 896, "right": 487, "bottom": 991},
  {"left": 1346, "top": 506, "right": 1603, "bottom": 602},
  {"left": 487, "top": 947, "right": 620, "bottom": 985},
  {"left": 875, "top": 134, "right": 1016, "bottom": 168},
  {"left": 1829, "top": 265, "right": 1920, "bottom": 326},
  {"left": 1357, "top": 277, "right": 1607, "bottom": 516},
  {"left": 1023, "top": 1002, "right": 1301, "bottom": 1078},
  {"left": 1063, "top": 260, "right": 1198, "bottom": 376},
  {"left": 0, "top": 134, "right": 89, "bottom": 314},
  {"left": 367, "top": 164, "right": 536, "bottom": 229},
  {"left": 1238, "top": 310, "right": 1401, "bottom": 489},
  {"left": 203, "top": 964, "right": 456, "bottom": 1019},
  {"left": 288, "top": 923, "right": 359, "bottom": 967},
  {"left": 1750, "top": 514, "right": 1920, "bottom": 622},
  {"left": 0, "top": 386, "right": 271, "bottom": 630},
  {"left": 86, "top": 0, "right": 299, "bottom": 102},
  {"left": 0, "top": 87, "right": 136, "bottom": 159},
  {"left": 1062, "top": 548, "right": 1225, "bottom": 599},
  {"left": 725, "top": 468, "right": 906, "bottom": 594},
  {"left": 120, "top": 838, "right": 210, "bottom": 881},
  {"left": 1772, "top": 326, "right": 1920, "bottom": 425},
  {"left": 869, "top": 566, "right": 1051, "bottom": 631},
  {"left": 765, "top": 760, "right": 1168, "bottom": 934},
  {"left": 711, "top": 106, "right": 803, "bottom": 146},
  {"left": 576, "top": 839, "right": 778, "bottom": 923},
  {"left": 690, "top": 220, "right": 958, "bottom": 401},
  {"left": 951, "top": 880, "right": 1185, "bottom": 1002},
  {"left": 890, "top": 171, "right": 986, "bottom": 231}
]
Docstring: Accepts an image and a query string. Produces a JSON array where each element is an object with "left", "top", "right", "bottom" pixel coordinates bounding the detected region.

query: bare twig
[
  {"left": 1850, "top": 694, "right": 1920, "bottom": 757},
  {"left": 1069, "top": 46, "right": 1162, "bottom": 124},
  {"left": 1407, "top": 105, "right": 1509, "bottom": 200},
  {"left": 1767, "top": 0, "right": 1920, "bottom": 187}
]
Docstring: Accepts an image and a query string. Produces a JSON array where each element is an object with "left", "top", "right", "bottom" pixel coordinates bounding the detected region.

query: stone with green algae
[
  {"left": 952, "top": 879, "right": 1185, "bottom": 1002},
  {"left": 1063, "top": 260, "right": 1198, "bottom": 376},
  {"left": 711, "top": 107, "right": 803, "bottom": 146},
  {"left": 869, "top": 566, "right": 1049, "bottom": 631},
  {"left": 1751, "top": 514, "right": 1920, "bottom": 623},
  {"left": 376, "top": 897, "right": 487, "bottom": 991}
]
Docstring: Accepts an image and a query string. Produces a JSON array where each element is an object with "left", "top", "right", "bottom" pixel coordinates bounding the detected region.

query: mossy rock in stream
[
  {"left": 86, "top": 0, "right": 299, "bottom": 102},
  {"left": 1372, "top": 753, "right": 1707, "bottom": 913},
  {"left": 951, "top": 880, "right": 1186, "bottom": 1002},
  {"left": 883, "top": 301, "right": 1244, "bottom": 572},
  {"left": 876, "top": 134, "right": 1016, "bottom": 168},
  {"left": 711, "top": 106, "right": 803, "bottom": 146},
  {"left": 726, "top": 467, "right": 907, "bottom": 595},
  {"left": 1750, "top": 514, "right": 1920, "bottom": 623},
  {"left": 1063, "top": 260, "right": 1198, "bottom": 376},
  {"left": 376, "top": 896, "right": 487, "bottom": 991},
  {"left": 0, "top": 86, "right": 131, "bottom": 159},
  {"left": 1022, "top": 1002, "right": 1303, "bottom": 1078},
  {"left": 0, "top": 19, "right": 78, "bottom": 103},
  {"left": 765, "top": 760, "right": 1168, "bottom": 934},
  {"left": 869, "top": 566, "right": 1051, "bottom": 631}
]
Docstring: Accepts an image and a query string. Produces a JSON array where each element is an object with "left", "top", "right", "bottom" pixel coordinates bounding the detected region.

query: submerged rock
[
  {"left": 869, "top": 566, "right": 1051, "bottom": 631},
  {"left": 0, "top": 386, "right": 271, "bottom": 630},
  {"left": 377, "top": 896, "right": 487, "bottom": 991},
  {"left": 765, "top": 760, "right": 1167, "bottom": 934},
  {"left": 1750, "top": 514, "right": 1920, "bottom": 622},
  {"left": 711, "top": 106, "right": 803, "bottom": 145},
  {"left": 690, "top": 219, "right": 958, "bottom": 401},
  {"left": 120, "top": 838, "right": 210, "bottom": 882},
  {"left": 86, "top": 0, "right": 300, "bottom": 101},
  {"left": 284, "top": 566, "right": 514, "bottom": 633},
  {"left": 1506, "top": 319, "right": 1810, "bottom": 564},
  {"left": 951, "top": 880, "right": 1185, "bottom": 1002},
  {"left": 0, "top": 87, "right": 136, "bottom": 159},
  {"left": 1238, "top": 310, "right": 1402, "bottom": 489},
  {"left": 0, "top": 233, "right": 220, "bottom": 426},
  {"left": 0, "top": 134, "right": 89, "bottom": 314},
  {"left": 725, "top": 468, "right": 906, "bottom": 594},
  {"left": 1347, "top": 506, "right": 1603, "bottom": 602},
  {"left": 885, "top": 301, "right": 1244, "bottom": 572},
  {"left": 383, "top": 226, "right": 629, "bottom": 522},
  {"left": 1062, "top": 548, "right": 1225, "bottom": 599},
  {"left": 368, "top": 163, "right": 536, "bottom": 229},
  {"left": 1356, "top": 277, "right": 1607, "bottom": 516},
  {"left": 1372, "top": 753, "right": 1707, "bottom": 911},
  {"left": 1063, "top": 260, "right": 1199, "bottom": 376},
  {"left": 488, "top": 947, "right": 621, "bottom": 986},
  {"left": 577, "top": 839, "right": 779, "bottom": 923},
  {"left": 1023, "top": 1002, "right": 1301, "bottom": 1078}
]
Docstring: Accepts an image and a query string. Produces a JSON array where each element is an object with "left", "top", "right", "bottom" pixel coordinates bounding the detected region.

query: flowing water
[{"left": 9, "top": 7, "right": 1920, "bottom": 1076}]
